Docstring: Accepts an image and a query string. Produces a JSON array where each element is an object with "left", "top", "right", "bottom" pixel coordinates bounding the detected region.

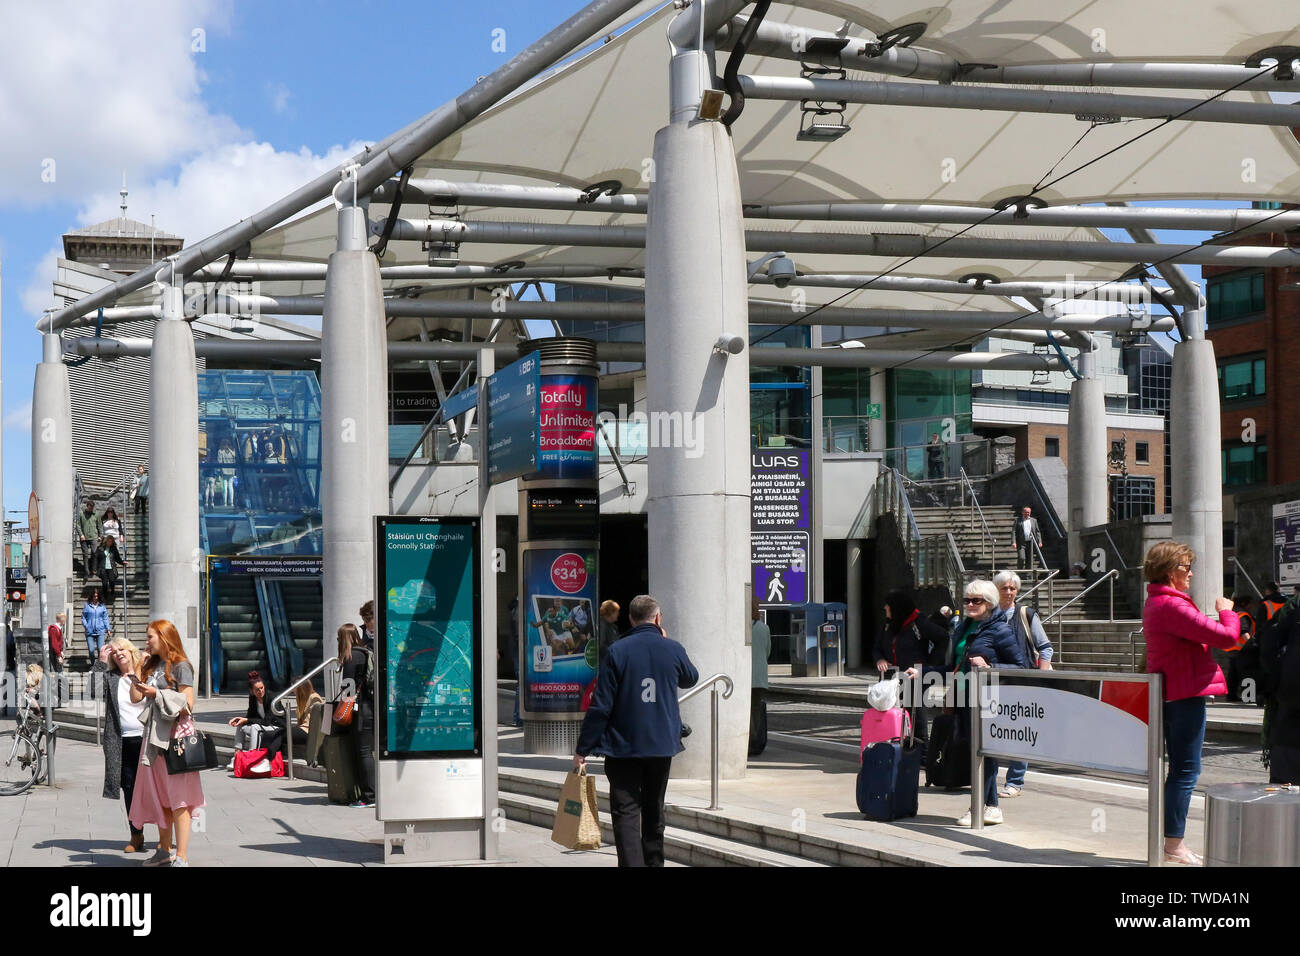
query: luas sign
[{"left": 751, "top": 449, "right": 812, "bottom": 607}]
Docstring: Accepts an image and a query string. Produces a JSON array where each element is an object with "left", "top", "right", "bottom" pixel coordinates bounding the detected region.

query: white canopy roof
[{"left": 245, "top": 1, "right": 1300, "bottom": 319}]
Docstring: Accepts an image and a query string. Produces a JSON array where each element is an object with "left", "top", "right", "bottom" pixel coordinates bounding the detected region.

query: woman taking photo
[
  {"left": 1142, "top": 542, "right": 1240, "bottom": 866},
  {"left": 92, "top": 638, "right": 152, "bottom": 853},
  {"left": 128, "top": 620, "right": 205, "bottom": 867},
  {"left": 337, "top": 624, "right": 375, "bottom": 808}
]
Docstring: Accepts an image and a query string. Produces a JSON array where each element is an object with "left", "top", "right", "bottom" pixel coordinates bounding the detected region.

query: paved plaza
[{"left": 0, "top": 737, "right": 633, "bottom": 868}]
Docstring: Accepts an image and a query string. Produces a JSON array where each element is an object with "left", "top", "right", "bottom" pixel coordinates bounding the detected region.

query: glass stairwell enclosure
[{"left": 198, "top": 371, "right": 324, "bottom": 694}]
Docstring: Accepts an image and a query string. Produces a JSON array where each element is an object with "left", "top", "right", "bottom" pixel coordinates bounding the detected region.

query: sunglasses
[{"left": 962, "top": 597, "right": 986, "bottom": 605}]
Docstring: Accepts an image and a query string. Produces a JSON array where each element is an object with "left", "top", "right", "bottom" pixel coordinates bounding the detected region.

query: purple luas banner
[{"left": 751, "top": 449, "right": 812, "bottom": 607}]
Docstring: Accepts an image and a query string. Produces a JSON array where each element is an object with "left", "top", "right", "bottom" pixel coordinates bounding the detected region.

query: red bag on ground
[{"left": 233, "top": 748, "right": 285, "bottom": 779}]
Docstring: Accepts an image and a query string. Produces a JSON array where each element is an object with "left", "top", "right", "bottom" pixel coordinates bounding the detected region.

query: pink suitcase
[{"left": 860, "top": 708, "right": 910, "bottom": 753}]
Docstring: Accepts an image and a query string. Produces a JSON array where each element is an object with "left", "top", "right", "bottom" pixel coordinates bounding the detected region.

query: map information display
[{"left": 376, "top": 516, "right": 481, "bottom": 758}]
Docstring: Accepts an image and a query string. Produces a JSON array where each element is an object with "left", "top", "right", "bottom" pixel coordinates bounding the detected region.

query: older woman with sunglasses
[
  {"left": 1142, "top": 541, "right": 1239, "bottom": 866},
  {"left": 954, "top": 580, "right": 1027, "bottom": 827}
]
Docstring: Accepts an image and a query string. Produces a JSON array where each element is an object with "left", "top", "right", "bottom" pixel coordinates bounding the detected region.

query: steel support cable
[
  {"left": 372, "top": 165, "right": 414, "bottom": 259},
  {"left": 720, "top": 0, "right": 771, "bottom": 128},
  {"left": 747, "top": 61, "right": 1280, "bottom": 376}
]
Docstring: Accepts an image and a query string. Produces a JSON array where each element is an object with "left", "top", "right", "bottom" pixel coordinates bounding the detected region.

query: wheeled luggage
[
  {"left": 860, "top": 707, "right": 908, "bottom": 751},
  {"left": 322, "top": 734, "right": 362, "bottom": 804},
  {"left": 924, "top": 712, "right": 970, "bottom": 790},
  {"left": 856, "top": 725, "right": 922, "bottom": 821}
]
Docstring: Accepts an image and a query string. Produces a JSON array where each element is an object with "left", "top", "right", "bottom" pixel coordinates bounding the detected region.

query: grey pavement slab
[{"left": 2, "top": 737, "right": 639, "bottom": 867}]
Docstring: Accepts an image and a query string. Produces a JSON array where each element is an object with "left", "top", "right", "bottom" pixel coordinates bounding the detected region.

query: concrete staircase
[
  {"left": 69, "top": 508, "right": 151, "bottom": 672},
  {"left": 906, "top": 506, "right": 1143, "bottom": 672}
]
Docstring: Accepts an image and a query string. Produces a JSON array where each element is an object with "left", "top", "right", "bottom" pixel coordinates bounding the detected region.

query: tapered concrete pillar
[
  {"left": 645, "top": 42, "right": 751, "bottom": 780},
  {"left": 1171, "top": 309, "right": 1222, "bottom": 612},
  {"left": 868, "top": 369, "right": 886, "bottom": 452},
  {"left": 320, "top": 177, "right": 388, "bottom": 663},
  {"left": 149, "top": 278, "right": 201, "bottom": 663},
  {"left": 1066, "top": 350, "right": 1107, "bottom": 569},
  {"left": 29, "top": 333, "right": 74, "bottom": 628}
]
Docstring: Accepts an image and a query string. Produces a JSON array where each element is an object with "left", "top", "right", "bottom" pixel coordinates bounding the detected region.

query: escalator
[
  {"left": 214, "top": 576, "right": 269, "bottom": 694},
  {"left": 278, "top": 579, "right": 324, "bottom": 679}
]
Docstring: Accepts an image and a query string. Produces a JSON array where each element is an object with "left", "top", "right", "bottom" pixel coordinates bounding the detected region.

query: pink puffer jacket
[{"left": 1142, "top": 583, "right": 1240, "bottom": 702}]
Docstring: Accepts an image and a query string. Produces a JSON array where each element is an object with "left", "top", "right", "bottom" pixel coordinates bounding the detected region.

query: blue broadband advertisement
[
  {"left": 520, "top": 545, "right": 599, "bottom": 715},
  {"left": 376, "top": 516, "right": 481, "bottom": 758}
]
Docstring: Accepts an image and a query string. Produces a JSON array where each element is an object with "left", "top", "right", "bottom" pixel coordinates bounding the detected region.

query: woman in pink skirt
[{"left": 129, "top": 620, "right": 205, "bottom": 867}]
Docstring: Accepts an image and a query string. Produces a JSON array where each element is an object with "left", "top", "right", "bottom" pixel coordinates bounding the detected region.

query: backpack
[{"left": 1015, "top": 605, "right": 1042, "bottom": 667}]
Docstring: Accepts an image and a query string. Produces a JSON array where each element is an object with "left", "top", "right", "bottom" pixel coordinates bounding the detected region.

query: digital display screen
[
  {"left": 376, "top": 516, "right": 481, "bottom": 759},
  {"left": 526, "top": 489, "right": 599, "bottom": 539}
]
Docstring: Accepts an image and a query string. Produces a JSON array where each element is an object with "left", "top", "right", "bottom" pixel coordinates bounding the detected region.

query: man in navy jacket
[{"left": 574, "top": 594, "right": 698, "bottom": 867}]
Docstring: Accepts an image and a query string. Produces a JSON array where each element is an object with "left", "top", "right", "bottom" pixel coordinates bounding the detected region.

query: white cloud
[
  {"left": 267, "top": 82, "right": 293, "bottom": 116},
  {"left": 0, "top": 0, "right": 241, "bottom": 206},
  {"left": 4, "top": 401, "right": 33, "bottom": 435}
]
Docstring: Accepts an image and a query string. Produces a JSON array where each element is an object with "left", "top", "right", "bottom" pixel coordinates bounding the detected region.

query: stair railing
[
  {"left": 678, "top": 674, "right": 734, "bottom": 811},
  {"left": 1232, "top": 557, "right": 1262, "bottom": 600},
  {"left": 1019, "top": 565, "right": 1060, "bottom": 615},
  {"left": 958, "top": 468, "right": 997, "bottom": 572},
  {"left": 1127, "top": 629, "right": 1144, "bottom": 673},
  {"left": 271, "top": 658, "right": 343, "bottom": 781},
  {"left": 1041, "top": 568, "right": 1120, "bottom": 664}
]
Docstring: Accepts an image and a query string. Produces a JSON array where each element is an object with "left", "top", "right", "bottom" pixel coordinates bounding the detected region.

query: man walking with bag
[{"left": 573, "top": 594, "right": 698, "bottom": 867}]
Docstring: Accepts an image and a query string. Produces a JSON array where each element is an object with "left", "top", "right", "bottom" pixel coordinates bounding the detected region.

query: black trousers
[
  {"left": 351, "top": 700, "right": 376, "bottom": 802},
  {"left": 603, "top": 756, "right": 672, "bottom": 867},
  {"left": 121, "top": 735, "right": 144, "bottom": 837}
]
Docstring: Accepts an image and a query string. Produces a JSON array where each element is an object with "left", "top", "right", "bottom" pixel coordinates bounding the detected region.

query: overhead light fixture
[{"left": 712, "top": 334, "right": 745, "bottom": 356}]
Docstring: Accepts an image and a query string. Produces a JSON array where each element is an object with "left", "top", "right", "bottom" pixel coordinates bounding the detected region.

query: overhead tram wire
[{"left": 746, "top": 60, "right": 1281, "bottom": 357}]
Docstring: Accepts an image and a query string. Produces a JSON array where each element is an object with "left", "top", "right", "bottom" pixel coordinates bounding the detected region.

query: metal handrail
[
  {"left": 1128, "top": 629, "right": 1144, "bottom": 673},
  {"left": 1102, "top": 528, "right": 1136, "bottom": 570},
  {"left": 1232, "top": 557, "right": 1262, "bottom": 600},
  {"left": 1020, "top": 566, "right": 1060, "bottom": 606},
  {"left": 958, "top": 467, "right": 997, "bottom": 570},
  {"left": 1020, "top": 462, "right": 1064, "bottom": 539},
  {"left": 271, "top": 657, "right": 342, "bottom": 781},
  {"left": 889, "top": 469, "right": 922, "bottom": 542},
  {"left": 679, "top": 673, "right": 733, "bottom": 812},
  {"left": 1042, "top": 568, "right": 1120, "bottom": 624}
]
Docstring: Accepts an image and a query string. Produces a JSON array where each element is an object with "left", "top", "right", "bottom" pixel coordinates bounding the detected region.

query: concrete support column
[
  {"left": 29, "top": 333, "right": 73, "bottom": 629},
  {"left": 868, "top": 369, "right": 886, "bottom": 452},
  {"left": 1171, "top": 309, "right": 1222, "bottom": 612},
  {"left": 1066, "top": 350, "right": 1108, "bottom": 570},
  {"left": 645, "top": 45, "right": 751, "bottom": 780},
  {"left": 321, "top": 179, "right": 388, "bottom": 664},
  {"left": 149, "top": 279, "right": 202, "bottom": 662}
]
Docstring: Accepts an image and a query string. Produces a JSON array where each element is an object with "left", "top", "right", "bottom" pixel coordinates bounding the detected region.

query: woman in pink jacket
[{"left": 1142, "top": 541, "right": 1240, "bottom": 866}]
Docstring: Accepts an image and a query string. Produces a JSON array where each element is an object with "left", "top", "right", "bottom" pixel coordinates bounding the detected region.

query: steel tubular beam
[
  {"left": 717, "top": 17, "right": 1300, "bottom": 91},
  {"left": 69, "top": 335, "right": 1059, "bottom": 370},
  {"left": 38, "top": 0, "right": 647, "bottom": 332},
  {"left": 372, "top": 178, "right": 648, "bottom": 213},
  {"left": 736, "top": 74, "right": 1300, "bottom": 126}
]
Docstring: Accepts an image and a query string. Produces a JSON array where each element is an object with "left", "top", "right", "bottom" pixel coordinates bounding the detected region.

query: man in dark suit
[
  {"left": 1014, "top": 506, "right": 1043, "bottom": 570},
  {"left": 573, "top": 594, "right": 698, "bottom": 867}
]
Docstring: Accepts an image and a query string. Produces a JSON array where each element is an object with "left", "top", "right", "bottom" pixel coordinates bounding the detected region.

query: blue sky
[
  {"left": 0, "top": 0, "right": 582, "bottom": 521},
  {"left": 0, "top": 0, "right": 1268, "bottom": 524}
]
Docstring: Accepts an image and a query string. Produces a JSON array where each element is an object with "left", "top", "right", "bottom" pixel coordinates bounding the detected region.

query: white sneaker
[
  {"left": 956, "top": 811, "right": 973, "bottom": 827},
  {"left": 998, "top": 784, "right": 1022, "bottom": 798},
  {"left": 984, "top": 807, "right": 1004, "bottom": 825}
]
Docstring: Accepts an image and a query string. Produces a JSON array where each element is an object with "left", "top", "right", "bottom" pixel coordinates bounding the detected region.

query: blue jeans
[
  {"left": 1163, "top": 696, "right": 1206, "bottom": 839},
  {"left": 1005, "top": 761, "right": 1027, "bottom": 788},
  {"left": 984, "top": 758, "right": 999, "bottom": 807},
  {"left": 86, "top": 632, "right": 106, "bottom": 658}
]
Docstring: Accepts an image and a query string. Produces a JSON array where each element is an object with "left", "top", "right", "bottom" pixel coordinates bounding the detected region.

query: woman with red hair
[{"left": 128, "top": 620, "right": 205, "bottom": 867}]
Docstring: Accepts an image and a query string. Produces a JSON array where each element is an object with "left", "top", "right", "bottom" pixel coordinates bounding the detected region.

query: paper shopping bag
[{"left": 551, "top": 766, "right": 602, "bottom": 850}]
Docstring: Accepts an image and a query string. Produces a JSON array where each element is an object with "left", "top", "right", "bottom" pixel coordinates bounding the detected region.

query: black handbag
[{"left": 164, "top": 728, "right": 219, "bottom": 774}]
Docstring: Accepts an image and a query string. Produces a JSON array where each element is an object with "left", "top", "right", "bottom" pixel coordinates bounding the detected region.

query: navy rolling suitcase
[{"left": 856, "top": 720, "right": 922, "bottom": 821}]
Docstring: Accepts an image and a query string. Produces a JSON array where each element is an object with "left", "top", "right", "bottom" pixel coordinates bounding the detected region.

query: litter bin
[{"left": 1204, "top": 783, "right": 1300, "bottom": 866}]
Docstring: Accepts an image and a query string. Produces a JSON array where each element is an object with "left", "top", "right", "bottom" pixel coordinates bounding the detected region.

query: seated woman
[
  {"left": 226, "top": 671, "right": 284, "bottom": 766},
  {"left": 291, "top": 678, "right": 324, "bottom": 747}
]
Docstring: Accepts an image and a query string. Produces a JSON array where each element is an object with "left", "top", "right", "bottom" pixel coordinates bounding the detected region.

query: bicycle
[{"left": 0, "top": 697, "right": 57, "bottom": 796}]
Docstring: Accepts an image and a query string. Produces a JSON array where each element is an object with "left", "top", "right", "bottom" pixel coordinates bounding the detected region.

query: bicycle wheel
[{"left": 0, "top": 731, "right": 41, "bottom": 796}]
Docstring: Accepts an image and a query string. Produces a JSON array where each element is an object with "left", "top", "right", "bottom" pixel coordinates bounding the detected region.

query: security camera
[
  {"left": 768, "top": 256, "right": 797, "bottom": 288},
  {"left": 713, "top": 334, "right": 746, "bottom": 356}
]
